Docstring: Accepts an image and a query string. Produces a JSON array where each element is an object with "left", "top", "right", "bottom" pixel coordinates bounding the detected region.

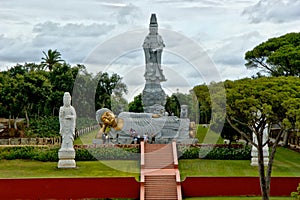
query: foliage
[
  {"left": 177, "top": 144, "right": 251, "bottom": 160},
  {"left": 245, "top": 32, "right": 300, "bottom": 76},
  {"left": 95, "top": 72, "right": 128, "bottom": 110},
  {"left": 0, "top": 50, "right": 128, "bottom": 126},
  {"left": 41, "top": 49, "right": 64, "bottom": 71},
  {"left": 25, "top": 116, "right": 60, "bottom": 137},
  {"left": 0, "top": 146, "right": 59, "bottom": 161},
  {"left": 24, "top": 117, "right": 97, "bottom": 137},
  {"left": 193, "top": 84, "right": 211, "bottom": 124},
  {"left": 75, "top": 146, "right": 139, "bottom": 161},
  {"left": 0, "top": 145, "right": 139, "bottom": 161},
  {"left": 225, "top": 76, "right": 300, "bottom": 200},
  {"left": 291, "top": 183, "right": 300, "bottom": 200},
  {"left": 165, "top": 94, "right": 180, "bottom": 117},
  {"left": 128, "top": 93, "right": 144, "bottom": 113}
]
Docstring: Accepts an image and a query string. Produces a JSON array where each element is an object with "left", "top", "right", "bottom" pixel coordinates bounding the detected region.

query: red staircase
[{"left": 140, "top": 141, "right": 182, "bottom": 200}]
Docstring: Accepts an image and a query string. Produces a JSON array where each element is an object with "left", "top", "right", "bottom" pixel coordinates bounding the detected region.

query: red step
[{"left": 141, "top": 142, "right": 182, "bottom": 200}]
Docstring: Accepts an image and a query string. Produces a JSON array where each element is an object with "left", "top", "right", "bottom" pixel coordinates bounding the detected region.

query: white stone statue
[
  {"left": 59, "top": 92, "right": 76, "bottom": 150},
  {"left": 58, "top": 92, "right": 76, "bottom": 168},
  {"left": 251, "top": 110, "right": 269, "bottom": 166}
]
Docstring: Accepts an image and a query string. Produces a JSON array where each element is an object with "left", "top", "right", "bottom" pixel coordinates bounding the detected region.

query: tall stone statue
[
  {"left": 58, "top": 92, "right": 76, "bottom": 168},
  {"left": 143, "top": 14, "right": 166, "bottom": 82},
  {"left": 142, "top": 13, "right": 167, "bottom": 113}
]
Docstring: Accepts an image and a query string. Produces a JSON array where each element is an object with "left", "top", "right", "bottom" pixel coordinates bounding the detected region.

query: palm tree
[{"left": 41, "top": 49, "right": 64, "bottom": 71}]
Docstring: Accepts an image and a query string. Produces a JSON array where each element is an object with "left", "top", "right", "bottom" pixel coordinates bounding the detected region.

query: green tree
[
  {"left": 245, "top": 32, "right": 300, "bottom": 76},
  {"left": 128, "top": 93, "right": 144, "bottom": 113},
  {"left": 41, "top": 49, "right": 64, "bottom": 71},
  {"left": 48, "top": 63, "right": 79, "bottom": 116},
  {"left": 165, "top": 94, "right": 180, "bottom": 117},
  {"left": 225, "top": 76, "right": 300, "bottom": 200},
  {"left": 95, "top": 72, "right": 127, "bottom": 110}
]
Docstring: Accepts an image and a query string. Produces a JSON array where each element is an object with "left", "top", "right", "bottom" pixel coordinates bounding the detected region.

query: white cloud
[
  {"left": 243, "top": 0, "right": 300, "bottom": 23},
  {"left": 212, "top": 31, "right": 264, "bottom": 66}
]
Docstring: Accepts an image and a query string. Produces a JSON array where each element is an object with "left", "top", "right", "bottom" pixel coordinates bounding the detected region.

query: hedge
[
  {"left": 178, "top": 144, "right": 251, "bottom": 160},
  {"left": 0, "top": 144, "right": 251, "bottom": 161},
  {"left": 0, "top": 145, "right": 140, "bottom": 162}
]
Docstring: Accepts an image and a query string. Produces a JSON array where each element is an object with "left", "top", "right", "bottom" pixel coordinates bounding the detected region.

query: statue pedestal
[
  {"left": 58, "top": 149, "right": 76, "bottom": 168},
  {"left": 250, "top": 146, "right": 269, "bottom": 166}
]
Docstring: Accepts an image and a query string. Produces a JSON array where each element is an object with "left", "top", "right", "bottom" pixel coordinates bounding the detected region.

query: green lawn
[
  {"left": 74, "top": 129, "right": 98, "bottom": 145},
  {"left": 196, "top": 125, "right": 224, "bottom": 144},
  {"left": 0, "top": 159, "right": 139, "bottom": 179},
  {"left": 0, "top": 147, "right": 299, "bottom": 179},
  {"left": 180, "top": 147, "right": 300, "bottom": 178}
]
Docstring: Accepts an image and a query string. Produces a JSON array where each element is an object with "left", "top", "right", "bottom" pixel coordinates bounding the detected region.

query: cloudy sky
[{"left": 1, "top": 0, "right": 300, "bottom": 98}]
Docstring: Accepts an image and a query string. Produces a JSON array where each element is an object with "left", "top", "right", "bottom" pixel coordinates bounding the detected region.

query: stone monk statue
[
  {"left": 59, "top": 92, "right": 76, "bottom": 150},
  {"left": 143, "top": 13, "right": 166, "bottom": 83}
]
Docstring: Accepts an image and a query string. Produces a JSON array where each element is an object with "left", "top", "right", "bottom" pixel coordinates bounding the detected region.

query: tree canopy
[
  {"left": 245, "top": 32, "right": 300, "bottom": 76},
  {"left": 0, "top": 50, "right": 128, "bottom": 125}
]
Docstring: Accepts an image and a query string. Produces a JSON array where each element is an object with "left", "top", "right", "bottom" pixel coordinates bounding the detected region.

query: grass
[
  {"left": 74, "top": 129, "right": 98, "bottom": 145},
  {"left": 0, "top": 147, "right": 299, "bottom": 179},
  {"left": 0, "top": 159, "right": 140, "bottom": 179},
  {"left": 179, "top": 147, "right": 300, "bottom": 179},
  {"left": 196, "top": 125, "right": 224, "bottom": 144}
]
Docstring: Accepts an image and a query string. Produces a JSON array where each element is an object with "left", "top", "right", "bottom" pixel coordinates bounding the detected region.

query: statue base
[
  {"left": 250, "top": 157, "right": 269, "bottom": 166},
  {"left": 58, "top": 149, "right": 76, "bottom": 168}
]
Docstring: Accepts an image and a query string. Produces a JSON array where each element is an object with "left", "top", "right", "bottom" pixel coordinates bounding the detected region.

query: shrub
[
  {"left": 0, "top": 146, "right": 59, "bottom": 161},
  {"left": 178, "top": 144, "right": 251, "bottom": 160},
  {"left": 291, "top": 183, "right": 300, "bottom": 199},
  {"left": 0, "top": 145, "right": 140, "bottom": 161}
]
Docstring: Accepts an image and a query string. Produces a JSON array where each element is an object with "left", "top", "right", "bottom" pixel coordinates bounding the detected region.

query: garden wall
[
  {"left": 181, "top": 177, "right": 300, "bottom": 197},
  {"left": 0, "top": 177, "right": 299, "bottom": 199}
]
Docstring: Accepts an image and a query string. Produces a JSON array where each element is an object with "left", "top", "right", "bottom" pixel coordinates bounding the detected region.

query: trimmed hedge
[
  {"left": 0, "top": 144, "right": 250, "bottom": 161},
  {"left": 0, "top": 145, "right": 140, "bottom": 162},
  {"left": 178, "top": 144, "right": 251, "bottom": 160},
  {"left": 0, "top": 146, "right": 59, "bottom": 161}
]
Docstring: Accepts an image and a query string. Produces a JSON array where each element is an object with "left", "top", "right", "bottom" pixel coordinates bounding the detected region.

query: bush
[
  {"left": 291, "top": 183, "right": 300, "bottom": 199},
  {"left": 0, "top": 146, "right": 59, "bottom": 161},
  {"left": 178, "top": 144, "right": 251, "bottom": 160},
  {"left": 25, "top": 117, "right": 97, "bottom": 138},
  {"left": 0, "top": 145, "right": 140, "bottom": 161}
]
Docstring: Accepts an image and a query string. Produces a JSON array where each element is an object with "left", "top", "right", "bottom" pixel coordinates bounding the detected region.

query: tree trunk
[
  {"left": 282, "top": 130, "right": 289, "bottom": 147},
  {"left": 266, "top": 129, "right": 284, "bottom": 199},
  {"left": 8, "top": 115, "right": 11, "bottom": 129},
  {"left": 257, "top": 130, "right": 269, "bottom": 200},
  {"left": 14, "top": 117, "right": 18, "bottom": 130},
  {"left": 24, "top": 108, "right": 29, "bottom": 128}
]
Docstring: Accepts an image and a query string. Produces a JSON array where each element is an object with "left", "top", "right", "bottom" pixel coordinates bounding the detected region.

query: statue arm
[
  {"left": 59, "top": 107, "right": 63, "bottom": 135},
  {"left": 71, "top": 106, "right": 76, "bottom": 134}
]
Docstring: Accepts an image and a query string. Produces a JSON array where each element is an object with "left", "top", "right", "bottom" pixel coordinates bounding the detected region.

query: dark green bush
[
  {"left": 25, "top": 117, "right": 97, "bottom": 138},
  {"left": 178, "top": 145, "right": 251, "bottom": 160},
  {"left": 0, "top": 146, "right": 59, "bottom": 161},
  {"left": 0, "top": 145, "right": 139, "bottom": 161}
]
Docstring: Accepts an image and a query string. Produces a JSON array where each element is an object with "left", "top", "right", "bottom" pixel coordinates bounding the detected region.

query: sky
[{"left": 1, "top": 0, "right": 300, "bottom": 99}]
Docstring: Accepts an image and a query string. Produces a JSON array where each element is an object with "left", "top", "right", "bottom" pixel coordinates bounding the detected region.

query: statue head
[
  {"left": 95, "top": 108, "right": 116, "bottom": 127},
  {"left": 149, "top": 13, "right": 158, "bottom": 35},
  {"left": 63, "top": 92, "right": 71, "bottom": 107}
]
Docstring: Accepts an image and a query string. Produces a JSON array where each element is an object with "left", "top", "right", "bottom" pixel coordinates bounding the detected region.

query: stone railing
[
  {"left": 75, "top": 125, "right": 99, "bottom": 139},
  {"left": 0, "top": 125, "right": 99, "bottom": 146}
]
